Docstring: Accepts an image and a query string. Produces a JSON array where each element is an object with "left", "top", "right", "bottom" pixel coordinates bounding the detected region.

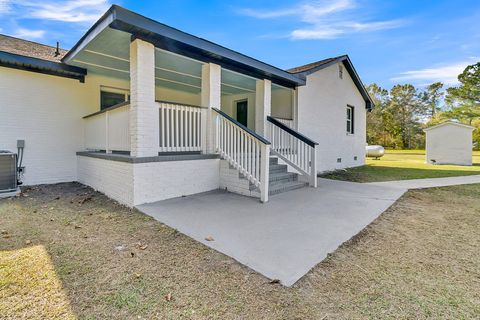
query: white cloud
[
  {"left": 0, "top": 0, "right": 11, "bottom": 14},
  {"left": 291, "top": 19, "right": 404, "bottom": 39},
  {"left": 390, "top": 60, "right": 478, "bottom": 85},
  {"left": 238, "top": 0, "right": 405, "bottom": 40},
  {"left": 14, "top": 0, "right": 110, "bottom": 23},
  {"left": 239, "top": 0, "right": 353, "bottom": 20},
  {"left": 13, "top": 28, "right": 46, "bottom": 39}
]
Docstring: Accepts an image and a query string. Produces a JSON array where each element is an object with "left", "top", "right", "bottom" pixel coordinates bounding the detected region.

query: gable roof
[
  {"left": 0, "top": 34, "right": 86, "bottom": 81},
  {"left": 62, "top": 5, "right": 305, "bottom": 88},
  {"left": 424, "top": 120, "right": 475, "bottom": 132},
  {"left": 286, "top": 56, "right": 342, "bottom": 74},
  {"left": 288, "top": 55, "right": 374, "bottom": 110}
]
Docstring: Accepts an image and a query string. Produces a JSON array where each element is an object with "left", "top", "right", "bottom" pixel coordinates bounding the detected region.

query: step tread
[
  {"left": 269, "top": 164, "right": 288, "bottom": 172},
  {"left": 269, "top": 180, "right": 308, "bottom": 195},
  {"left": 269, "top": 172, "right": 298, "bottom": 184}
]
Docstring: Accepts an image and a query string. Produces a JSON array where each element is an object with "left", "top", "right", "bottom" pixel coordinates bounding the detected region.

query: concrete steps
[{"left": 261, "top": 156, "right": 308, "bottom": 196}]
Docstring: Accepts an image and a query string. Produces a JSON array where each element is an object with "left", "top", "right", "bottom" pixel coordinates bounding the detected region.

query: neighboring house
[
  {"left": 424, "top": 121, "right": 475, "bottom": 166},
  {"left": 0, "top": 5, "right": 373, "bottom": 206}
]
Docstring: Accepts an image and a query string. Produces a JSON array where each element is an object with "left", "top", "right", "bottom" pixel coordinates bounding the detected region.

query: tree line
[{"left": 366, "top": 62, "right": 480, "bottom": 149}]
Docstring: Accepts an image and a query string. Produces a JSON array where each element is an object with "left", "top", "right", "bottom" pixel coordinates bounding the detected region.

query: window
[
  {"left": 100, "top": 87, "right": 129, "bottom": 110},
  {"left": 339, "top": 65, "right": 343, "bottom": 79},
  {"left": 346, "top": 105, "right": 354, "bottom": 134}
]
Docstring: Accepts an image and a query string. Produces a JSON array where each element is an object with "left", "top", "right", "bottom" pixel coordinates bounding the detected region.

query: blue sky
[{"left": 1, "top": 0, "right": 479, "bottom": 89}]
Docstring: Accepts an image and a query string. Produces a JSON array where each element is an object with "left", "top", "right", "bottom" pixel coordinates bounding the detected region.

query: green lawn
[
  {"left": 321, "top": 150, "right": 480, "bottom": 182},
  {"left": 2, "top": 182, "right": 480, "bottom": 319}
]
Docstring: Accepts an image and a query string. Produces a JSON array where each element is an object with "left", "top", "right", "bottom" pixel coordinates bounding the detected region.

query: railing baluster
[{"left": 264, "top": 116, "right": 317, "bottom": 188}]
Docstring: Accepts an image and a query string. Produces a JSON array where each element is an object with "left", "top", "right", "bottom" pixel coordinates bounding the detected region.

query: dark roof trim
[
  {"left": 213, "top": 108, "right": 271, "bottom": 145},
  {"left": 83, "top": 100, "right": 130, "bottom": 119},
  {"left": 0, "top": 51, "right": 86, "bottom": 82},
  {"left": 267, "top": 116, "right": 318, "bottom": 147},
  {"left": 63, "top": 5, "right": 304, "bottom": 88},
  {"left": 290, "top": 55, "right": 374, "bottom": 110}
]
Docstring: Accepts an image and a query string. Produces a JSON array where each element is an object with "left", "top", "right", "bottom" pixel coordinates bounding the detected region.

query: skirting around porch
[{"left": 76, "top": 151, "right": 221, "bottom": 207}]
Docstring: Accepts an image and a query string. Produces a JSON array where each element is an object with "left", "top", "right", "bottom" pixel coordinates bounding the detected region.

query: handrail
[
  {"left": 83, "top": 101, "right": 130, "bottom": 152},
  {"left": 213, "top": 108, "right": 271, "bottom": 145},
  {"left": 83, "top": 100, "right": 205, "bottom": 119},
  {"left": 214, "top": 107, "right": 271, "bottom": 202},
  {"left": 266, "top": 116, "right": 318, "bottom": 187},
  {"left": 267, "top": 116, "right": 318, "bottom": 147},
  {"left": 83, "top": 101, "right": 130, "bottom": 119},
  {"left": 273, "top": 117, "right": 293, "bottom": 121},
  {"left": 155, "top": 100, "right": 207, "bottom": 109}
]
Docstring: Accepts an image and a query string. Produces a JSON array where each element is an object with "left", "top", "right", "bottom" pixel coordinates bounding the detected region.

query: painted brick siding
[
  {"left": 77, "top": 156, "right": 134, "bottom": 206},
  {"left": 129, "top": 39, "right": 159, "bottom": 157},
  {"left": 297, "top": 62, "right": 367, "bottom": 172},
  {"left": 0, "top": 67, "right": 129, "bottom": 185},
  {"left": 133, "top": 159, "right": 220, "bottom": 205},
  {"left": 219, "top": 160, "right": 260, "bottom": 198}
]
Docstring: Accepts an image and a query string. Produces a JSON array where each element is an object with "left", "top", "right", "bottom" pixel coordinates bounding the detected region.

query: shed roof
[{"left": 424, "top": 120, "right": 475, "bottom": 132}]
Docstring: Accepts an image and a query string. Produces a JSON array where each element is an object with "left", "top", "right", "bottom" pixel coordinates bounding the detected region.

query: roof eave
[
  {"left": 424, "top": 121, "right": 476, "bottom": 132},
  {"left": 291, "top": 55, "right": 374, "bottom": 110},
  {"left": 62, "top": 5, "right": 305, "bottom": 88},
  {"left": 1, "top": 51, "right": 87, "bottom": 82}
]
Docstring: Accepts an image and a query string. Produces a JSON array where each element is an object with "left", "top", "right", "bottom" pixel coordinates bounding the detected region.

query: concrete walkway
[
  {"left": 367, "top": 174, "right": 480, "bottom": 190},
  {"left": 137, "top": 175, "right": 480, "bottom": 286}
]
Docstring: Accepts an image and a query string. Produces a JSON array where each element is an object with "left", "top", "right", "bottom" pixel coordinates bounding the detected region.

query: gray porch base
[{"left": 76, "top": 151, "right": 219, "bottom": 163}]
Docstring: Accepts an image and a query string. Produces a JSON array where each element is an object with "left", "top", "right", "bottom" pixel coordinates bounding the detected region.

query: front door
[{"left": 236, "top": 100, "right": 248, "bottom": 127}]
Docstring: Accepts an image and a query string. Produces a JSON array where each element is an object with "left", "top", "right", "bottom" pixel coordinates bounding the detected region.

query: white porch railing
[
  {"left": 157, "top": 101, "right": 204, "bottom": 152},
  {"left": 266, "top": 116, "right": 318, "bottom": 187},
  {"left": 84, "top": 102, "right": 130, "bottom": 152},
  {"left": 213, "top": 108, "right": 271, "bottom": 202},
  {"left": 274, "top": 117, "right": 294, "bottom": 128}
]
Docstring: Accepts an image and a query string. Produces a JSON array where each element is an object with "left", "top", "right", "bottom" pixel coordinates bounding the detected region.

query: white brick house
[{"left": 0, "top": 5, "right": 373, "bottom": 206}]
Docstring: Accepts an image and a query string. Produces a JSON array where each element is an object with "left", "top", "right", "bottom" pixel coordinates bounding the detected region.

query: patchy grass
[
  {"left": 0, "top": 245, "right": 76, "bottom": 319},
  {"left": 1, "top": 182, "right": 480, "bottom": 319},
  {"left": 321, "top": 150, "right": 480, "bottom": 182}
]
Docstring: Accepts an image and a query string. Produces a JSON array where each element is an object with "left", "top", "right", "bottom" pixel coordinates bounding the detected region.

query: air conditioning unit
[{"left": 0, "top": 151, "right": 18, "bottom": 195}]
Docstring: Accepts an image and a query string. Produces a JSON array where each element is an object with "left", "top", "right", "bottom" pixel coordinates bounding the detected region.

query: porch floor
[{"left": 136, "top": 178, "right": 406, "bottom": 286}]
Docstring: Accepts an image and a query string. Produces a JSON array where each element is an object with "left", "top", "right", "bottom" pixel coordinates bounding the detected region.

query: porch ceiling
[{"left": 70, "top": 27, "right": 262, "bottom": 96}]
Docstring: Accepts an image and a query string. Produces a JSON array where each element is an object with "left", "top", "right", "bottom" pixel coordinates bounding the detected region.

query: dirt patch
[{"left": 1, "top": 182, "right": 479, "bottom": 319}]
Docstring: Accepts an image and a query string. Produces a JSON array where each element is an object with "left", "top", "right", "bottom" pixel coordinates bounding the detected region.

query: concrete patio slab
[{"left": 137, "top": 178, "right": 406, "bottom": 286}]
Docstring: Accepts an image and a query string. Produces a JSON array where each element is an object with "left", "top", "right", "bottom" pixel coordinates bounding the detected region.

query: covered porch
[{"left": 67, "top": 6, "right": 317, "bottom": 205}]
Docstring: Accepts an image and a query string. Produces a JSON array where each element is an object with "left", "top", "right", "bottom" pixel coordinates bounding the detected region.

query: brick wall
[
  {"left": 219, "top": 160, "right": 260, "bottom": 198},
  {"left": 77, "top": 155, "right": 220, "bottom": 206},
  {"left": 134, "top": 159, "right": 220, "bottom": 205},
  {"left": 77, "top": 156, "right": 134, "bottom": 206}
]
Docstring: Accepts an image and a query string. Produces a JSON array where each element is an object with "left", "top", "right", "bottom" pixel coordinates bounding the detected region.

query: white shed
[{"left": 424, "top": 121, "right": 475, "bottom": 166}]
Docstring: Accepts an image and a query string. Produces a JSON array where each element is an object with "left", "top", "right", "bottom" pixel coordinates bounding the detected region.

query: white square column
[
  {"left": 129, "top": 38, "right": 158, "bottom": 157},
  {"left": 255, "top": 79, "right": 272, "bottom": 136},
  {"left": 201, "top": 63, "right": 221, "bottom": 154}
]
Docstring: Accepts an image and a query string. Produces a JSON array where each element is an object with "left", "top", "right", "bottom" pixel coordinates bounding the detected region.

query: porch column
[
  {"left": 255, "top": 79, "right": 271, "bottom": 136},
  {"left": 201, "top": 63, "right": 221, "bottom": 154},
  {"left": 129, "top": 38, "right": 158, "bottom": 157},
  {"left": 292, "top": 87, "right": 299, "bottom": 130}
]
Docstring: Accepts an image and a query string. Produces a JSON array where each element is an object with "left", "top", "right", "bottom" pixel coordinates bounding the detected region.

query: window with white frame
[
  {"left": 346, "top": 105, "right": 354, "bottom": 134},
  {"left": 100, "top": 86, "right": 130, "bottom": 110}
]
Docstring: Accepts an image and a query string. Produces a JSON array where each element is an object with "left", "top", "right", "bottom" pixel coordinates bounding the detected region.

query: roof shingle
[
  {"left": 287, "top": 55, "right": 346, "bottom": 74},
  {"left": 0, "top": 34, "right": 68, "bottom": 63}
]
